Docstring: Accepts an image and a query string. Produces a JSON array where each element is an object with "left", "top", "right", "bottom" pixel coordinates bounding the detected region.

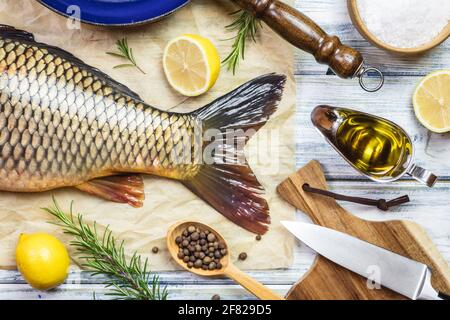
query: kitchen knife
[{"left": 282, "top": 221, "right": 450, "bottom": 300}]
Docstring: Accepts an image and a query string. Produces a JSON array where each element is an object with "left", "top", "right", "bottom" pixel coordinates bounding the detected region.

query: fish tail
[{"left": 183, "top": 74, "right": 286, "bottom": 234}]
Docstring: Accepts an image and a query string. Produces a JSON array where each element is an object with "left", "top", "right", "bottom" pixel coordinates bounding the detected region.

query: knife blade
[
  {"left": 326, "top": 68, "right": 336, "bottom": 76},
  {"left": 282, "top": 221, "right": 449, "bottom": 300}
]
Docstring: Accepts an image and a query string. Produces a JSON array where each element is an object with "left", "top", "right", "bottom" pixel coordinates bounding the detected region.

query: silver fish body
[
  {"left": 0, "top": 25, "right": 286, "bottom": 234},
  {"left": 0, "top": 32, "right": 199, "bottom": 192}
]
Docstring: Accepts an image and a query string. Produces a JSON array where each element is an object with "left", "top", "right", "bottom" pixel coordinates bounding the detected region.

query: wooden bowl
[{"left": 348, "top": 0, "right": 450, "bottom": 54}]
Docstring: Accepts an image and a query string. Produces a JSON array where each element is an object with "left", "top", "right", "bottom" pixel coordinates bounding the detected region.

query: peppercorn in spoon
[{"left": 167, "top": 221, "right": 284, "bottom": 300}]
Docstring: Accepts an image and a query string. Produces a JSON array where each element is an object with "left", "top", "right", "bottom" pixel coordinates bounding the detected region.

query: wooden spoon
[{"left": 167, "top": 221, "right": 284, "bottom": 300}]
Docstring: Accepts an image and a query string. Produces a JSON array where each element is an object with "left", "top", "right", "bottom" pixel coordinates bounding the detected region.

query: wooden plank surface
[{"left": 1, "top": 0, "right": 449, "bottom": 299}]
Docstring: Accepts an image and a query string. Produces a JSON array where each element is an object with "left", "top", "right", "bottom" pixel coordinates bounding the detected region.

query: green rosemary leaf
[
  {"left": 107, "top": 38, "right": 146, "bottom": 74},
  {"left": 43, "top": 198, "right": 168, "bottom": 300},
  {"left": 113, "top": 63, "right": 136, "bottom": 69},
  {"left": 222, "top": 10, "right": 261, "bottom": 74},
  {"left": 105, "top": 52, "right": 126, "bottom": 59}
]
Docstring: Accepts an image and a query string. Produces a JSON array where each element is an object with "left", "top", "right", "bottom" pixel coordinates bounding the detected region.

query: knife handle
[
  {"left": 232, "top": 0, "right": 364, "bottom": 79},
  {"left": 439, "top": 292, "right": 450, "bottom": 300}
]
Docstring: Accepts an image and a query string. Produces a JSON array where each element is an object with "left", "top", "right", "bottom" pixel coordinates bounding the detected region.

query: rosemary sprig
[
  {"left": 106, "top": 38, "right": 146, "bottom": 74},
  {"left": 222, "top": 10, "right": 261, "bottom": 74},
  {"left": 43, "top": 199, "right": 167, "bottom": 300}
]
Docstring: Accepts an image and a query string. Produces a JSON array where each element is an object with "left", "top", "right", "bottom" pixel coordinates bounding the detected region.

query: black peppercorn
[
  {"left": 187, "top": 225, "right": 196, "bottom": 233},
  {"left": 194, "top": 259, "right": 202, "bottom": 268},
  {"left": 238, "top": 252, "right": 247, "bottom": 261},
  {"left": 203, "top": 256, "right": 212, "bottom": 264},
  {"left": 191, "top": 232, "right": 199, "bottom": 241}
]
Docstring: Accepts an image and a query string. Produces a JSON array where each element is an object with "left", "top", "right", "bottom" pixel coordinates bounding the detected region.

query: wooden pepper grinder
[{"left": 232, "top": 0, "right": 384, "bottom": 92}]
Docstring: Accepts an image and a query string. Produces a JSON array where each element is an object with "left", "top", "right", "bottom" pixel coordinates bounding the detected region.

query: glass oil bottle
[{"left": 311, "top": 105, "right": 437, "bottom": 187}]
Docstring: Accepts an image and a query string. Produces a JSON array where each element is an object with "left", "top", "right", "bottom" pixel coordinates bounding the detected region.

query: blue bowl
[{"left": 38, "top": 0, "right": 190, "bottom": 26}]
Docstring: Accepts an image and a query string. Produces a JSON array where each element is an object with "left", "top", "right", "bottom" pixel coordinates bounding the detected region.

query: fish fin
[
  {"left": 75, "top": 174, "right": 145, "bottom": 207},
  {"left": 184, "top": 74, "right": 286, "bottom": 234},
  {"left": 0, "top": 25, "right": 143, "bottom": 102},
  {"left": 0, "top": 25, "right": 34, "bottom": 41}
]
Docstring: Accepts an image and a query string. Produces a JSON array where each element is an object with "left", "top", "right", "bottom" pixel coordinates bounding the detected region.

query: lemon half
[
  {"left": 413, "top": 70, "right": 450, "bottom": 133},
  {"left": 163, "top": 34, "right": 220, "bottom": 97},
  {"left": 16, "top": 233, "right": 70, "bottom": 291}
]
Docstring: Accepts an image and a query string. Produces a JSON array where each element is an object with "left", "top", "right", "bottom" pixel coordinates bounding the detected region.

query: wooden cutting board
[{"left": 277, "top": 160, "right": 450, "bottom": 300}]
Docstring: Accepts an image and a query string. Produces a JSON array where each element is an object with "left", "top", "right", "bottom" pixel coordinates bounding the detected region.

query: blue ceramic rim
[{"left": 36, "top": 0, "right": 190, "bottom": 27}]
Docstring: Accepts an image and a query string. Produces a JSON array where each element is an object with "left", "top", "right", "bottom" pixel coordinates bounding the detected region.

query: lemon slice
[
  {"left": 413, "top": 70, "right": 450, "bottom": 133},
  {"left": 163, "top": 34, "right": 220, "bottom": 97}
]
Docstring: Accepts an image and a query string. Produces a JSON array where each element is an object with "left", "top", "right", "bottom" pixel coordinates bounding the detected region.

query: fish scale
[{"left": 0, "top": 37, "right": 199, "bottom": 192}]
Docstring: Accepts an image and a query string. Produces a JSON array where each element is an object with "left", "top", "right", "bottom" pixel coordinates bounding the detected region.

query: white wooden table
[{"left": 1, "top": 0, "right": 449, "bottom": 299}]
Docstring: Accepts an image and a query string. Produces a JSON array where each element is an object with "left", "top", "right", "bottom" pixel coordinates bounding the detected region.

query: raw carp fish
[{"left": 0, "top": 25, "right": 285, "bottom": 234}]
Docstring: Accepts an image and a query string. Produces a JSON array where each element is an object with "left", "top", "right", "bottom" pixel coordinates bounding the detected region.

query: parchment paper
[{"left": 0, "top": 0, "right": 296, "bottom": 270}]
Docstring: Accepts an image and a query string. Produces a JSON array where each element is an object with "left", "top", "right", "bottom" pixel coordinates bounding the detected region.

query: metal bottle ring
[{"left": 358, "top": 67, "right": 384, "bottom": 92}]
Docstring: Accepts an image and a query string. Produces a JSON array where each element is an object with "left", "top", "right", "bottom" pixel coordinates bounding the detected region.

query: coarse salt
[{"left": 356, "top": 0, "right": 450, "bottom": 48}]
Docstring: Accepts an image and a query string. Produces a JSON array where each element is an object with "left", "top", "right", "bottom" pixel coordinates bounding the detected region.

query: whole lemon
[{"left": 16, "top": 233, "right": 70, "bottom": 290}]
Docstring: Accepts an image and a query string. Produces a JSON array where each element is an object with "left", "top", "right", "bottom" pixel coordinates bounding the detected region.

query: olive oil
[
  {"left": 312, "top": 105, "right": 437, "bottom": 186},
  {"left": 335, "top": 112, "right": 412, "bottom": 178}
]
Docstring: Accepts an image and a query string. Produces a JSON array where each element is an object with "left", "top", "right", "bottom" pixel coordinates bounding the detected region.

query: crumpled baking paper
[{"left": 0, "top": 0, "right": 295, "bottom": 270}]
